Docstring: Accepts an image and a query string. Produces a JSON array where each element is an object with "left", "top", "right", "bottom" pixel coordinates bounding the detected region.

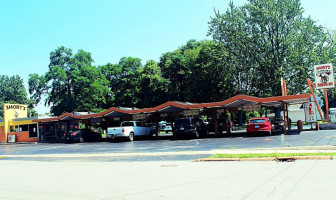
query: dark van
[{"left": 173, "top": 117, "right": 208, "bottom": 139}]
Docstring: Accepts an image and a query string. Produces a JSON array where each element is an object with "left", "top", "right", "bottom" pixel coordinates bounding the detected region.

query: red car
[{"left": 247, "top": 117, "right": 274, "bottom": 136}]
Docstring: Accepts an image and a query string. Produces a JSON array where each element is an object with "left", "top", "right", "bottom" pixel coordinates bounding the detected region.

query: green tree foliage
[
  {"left": 113, "top": 57, "right": 142, "bottom": 107},
  {"left": 137, "top": 60, "right": 169, "bottom": 107},
  {"left": 321, "top": 30, "right": 336, "bottom": 111},
  {"left": 99, "top": 57, "right": 143, "bottom": 108},
  {"left": 159, "top": 40, "right": 236, "bottom": 103},
  {"left": 29, "top": 46, "right": 109, "bottom": 115},
  {"left": 159, "top": 40, "right": 202, "bottom": 102},
  {"left": 208, "top": 0, "right": 336, "bottom": 96},
  {"left": 0, "top": 75, "right": 35, "bottom": 118},
  {"left": 188, "top": 41, "right": 236, "bottom": 102}
]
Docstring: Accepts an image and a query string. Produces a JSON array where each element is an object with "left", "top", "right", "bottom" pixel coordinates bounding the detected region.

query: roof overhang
[{"left": 32, "top": 94, "right": 312, "bottom": 123}]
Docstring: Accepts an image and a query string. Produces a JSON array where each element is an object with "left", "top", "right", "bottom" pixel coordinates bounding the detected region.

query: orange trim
[
  {"left": 307, "top": 78, "right": 324, "bottom": 122},
  {"left": 0, "top": 126, "right": 6, "bottom": 143}
]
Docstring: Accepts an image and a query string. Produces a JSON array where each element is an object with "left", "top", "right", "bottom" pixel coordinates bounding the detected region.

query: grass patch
[{"left": 209, "top": 152, "right": 336, "bottom": 159}]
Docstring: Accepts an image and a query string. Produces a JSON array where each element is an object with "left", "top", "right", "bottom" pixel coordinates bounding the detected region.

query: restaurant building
[{"left": 0, "top": 104, "right": 39, "bottom": 143}]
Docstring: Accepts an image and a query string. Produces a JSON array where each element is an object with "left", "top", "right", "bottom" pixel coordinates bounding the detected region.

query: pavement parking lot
[
  {"left": 1, "top": 129, "right": 336, "bottom": 161},
  {"left": 2, "top": 129, "right": 336, "bottom": 200}
]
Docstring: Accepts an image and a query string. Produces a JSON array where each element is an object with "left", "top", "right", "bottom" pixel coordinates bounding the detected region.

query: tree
[
  {"left": 107, "top": 57, "right": 142, "bottom": 107},
  {"left": 321, "top": 30, "right": 336, "bottom": 112},
  {"left": 208, "top": 0, "right": 336, "bottom": 97},
  {"left": 137, "top": 60, "right": 169, "bottom": 107},
  {"left": 0, "top": 75, "right": 35, "bottom": 118},
  {"left": 72, "top": 65, "right": 109, "bottom": 112},
  {"left": 29, "top": 47, "right": 109, "bottom": 115},
  {"left": 188, "top": 41, "right": 236, "bottom": 102},
  {"left": 159, "top": 40, "right": 203, "bottom": 102}
]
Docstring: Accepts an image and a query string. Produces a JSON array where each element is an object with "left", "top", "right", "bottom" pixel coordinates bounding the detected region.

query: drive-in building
[{"left": 0, "top": 94, "right": 312, "bottom": 143}]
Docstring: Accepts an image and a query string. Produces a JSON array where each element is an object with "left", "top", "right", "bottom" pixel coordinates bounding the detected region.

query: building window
[
  {"left": 10, "top": 126, "right": 18, "bottom": 132},
  {"left": 19, "top": 125, "right": 28, "bottom": 132},
  {"left": 29, "top": 124, "right": 38, "bottom": 138}
]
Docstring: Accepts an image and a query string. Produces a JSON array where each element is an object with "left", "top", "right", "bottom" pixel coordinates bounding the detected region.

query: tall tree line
[{"left": 28, "top": 0, "right": 336, "bottom": 116}]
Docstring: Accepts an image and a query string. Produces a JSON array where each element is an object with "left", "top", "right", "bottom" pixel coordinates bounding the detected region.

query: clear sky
[{"left": 1, "top": 0, "right": 335, "bottom": 114}]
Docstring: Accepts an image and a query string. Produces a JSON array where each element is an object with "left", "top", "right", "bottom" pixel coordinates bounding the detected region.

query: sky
[{"left": 1, "top": 0, "right": 336, "bottom": 114}]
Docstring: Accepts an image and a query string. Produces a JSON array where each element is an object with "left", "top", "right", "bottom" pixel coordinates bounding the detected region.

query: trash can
[{"left": 297, "top": 120, "right": 303, "bottom": 130}]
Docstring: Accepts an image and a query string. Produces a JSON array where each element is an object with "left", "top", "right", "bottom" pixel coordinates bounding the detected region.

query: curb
[
  {"left": 194, "top": 156, "right": 333, "bottom": 162},
  {"left": 0, "top": 142, "right": 38, "bottom": 145}
]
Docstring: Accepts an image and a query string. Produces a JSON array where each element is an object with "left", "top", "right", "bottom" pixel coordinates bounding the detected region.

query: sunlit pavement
[
  {"left": 2, "top": 129, "right": 336, "bottom": 200},
  {"left": 1, "top": 160, "right": 336, "bottom": 200},
  {"left": 1, "top": 129, "right": 336, "bottom": 161}
]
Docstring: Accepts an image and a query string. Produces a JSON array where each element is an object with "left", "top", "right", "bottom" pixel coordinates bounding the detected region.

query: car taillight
[
  {"left": 122, "top": 128, "right": 125, "bottom": 133},
  {"left": 71, "top": 132, "right": 77, "bottom": 136}
]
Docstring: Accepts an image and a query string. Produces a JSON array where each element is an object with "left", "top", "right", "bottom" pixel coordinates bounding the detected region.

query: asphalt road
[
  {"left": 1, "top": 160, "right": 336, "bottom": 200},
  {"left": 2, "top": 129, "right": 336, "bottom": 200},
  {"left": 1, "top": 129, "right": 336, "bottom": 161}
]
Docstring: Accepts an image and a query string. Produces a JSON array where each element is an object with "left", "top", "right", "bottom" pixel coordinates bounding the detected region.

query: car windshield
[
  {"left": 175, "top": 118, "right": 190, "bottom": 127},
  {"left": 250, "top": 119, "right": 266, "bottom": 123},
  {"left": 121, "top": 122, "right": 134, "bottom": 127},
  {"left": 135, "top": 122, "right": 147, "bottom": 127}
]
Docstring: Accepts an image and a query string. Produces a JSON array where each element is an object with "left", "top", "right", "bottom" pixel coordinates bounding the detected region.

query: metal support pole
[
  {"left": 214, "top": 109, "right": 218, "bottom": 135},
  {"left": 324, "top": 89, "right": 330, "bottom": 123},
  {"left": 286, "top": 104, "right": 289, "bottom": 130},
  {"left": 238, "top": 110, "right": 243, "bottom": 126},
  {"left": 155, "top": 113, "right": 159, "bottom": 138},
  {"left": 283, "top": 102, "right": 287, "bottom": 134}
]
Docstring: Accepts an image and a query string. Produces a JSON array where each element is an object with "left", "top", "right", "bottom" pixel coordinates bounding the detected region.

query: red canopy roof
[{"left": 33, "top": 93, "right": 311, "bottom": 122}]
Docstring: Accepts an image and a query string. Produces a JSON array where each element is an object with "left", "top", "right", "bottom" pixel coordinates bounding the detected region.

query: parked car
[
  {"left": 159, "top": 121, "right": 173, "bottom": 133},
  {"left": 207, "top": 118, "right": 233, "bottom": 134},
  {"left": 246, "top": 117, "right": 274, "bottom": 136},
  {"left": 173, "top": 117, "right": 208, "bottom": 139},
  {"left": 64, "top": 129, "right": 102, "bottom": 143},
  {"left": 107, "top": 121, "right": 153, "bottom": 141}
]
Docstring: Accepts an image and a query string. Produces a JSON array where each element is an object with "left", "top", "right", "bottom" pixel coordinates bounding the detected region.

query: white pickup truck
[{"left": 107, "top": 121, "right": 153, "bottom": 141}]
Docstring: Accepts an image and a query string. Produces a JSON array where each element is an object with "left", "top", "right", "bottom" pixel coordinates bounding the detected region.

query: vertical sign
[
  {"left": 314, "top": 63, "right": 335, "bottom": 89},
  {"left": 304, "top": 102, "right": 317, "bottom": 122}
]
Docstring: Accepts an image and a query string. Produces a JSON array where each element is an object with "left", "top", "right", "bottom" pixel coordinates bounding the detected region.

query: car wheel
[
  {"left": 148, "top": 131, "right": 153, "bottom": 139},
  {"left": 79, "top": 136, "right": 85, "bottom": 143},
  {"left": 129, "top": 132, "right": 135, "bottom": 141},
  {"left": 227, "top": 126, "right": 232, "bottom": 134},
  {"left": 172, "top": 132, "right": 177, "bottom": 140}
]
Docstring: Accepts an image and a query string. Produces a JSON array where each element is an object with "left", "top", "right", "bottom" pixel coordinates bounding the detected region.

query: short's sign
[
  {"left": 183, "top": 109, "right": 200, "bottom": 116},
  {"left": 242, "top": 104, "right": 261, "bottom": 112},
  {"left": 3, "top": 104, "right": 28, "bottom": 120},
  {"left": 314, "top": 63, "right": 335, "bottom": 89},
  {"left": 132, "top": 114, "right": 147, "bottom": 120},
  {"left": 304, "top": 102, "right": 317, "bottom": 122}
]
